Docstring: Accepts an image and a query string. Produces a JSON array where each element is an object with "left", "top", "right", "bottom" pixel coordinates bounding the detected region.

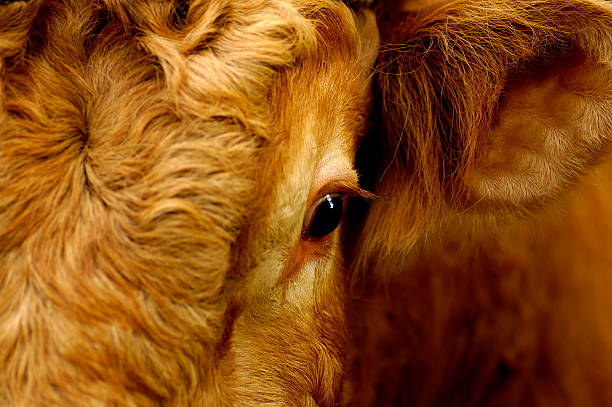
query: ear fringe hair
[
  {"left": 350, "top": 0, "right": 612, "bottom": 284},
  {"left": 374, "top": 0, "right": 612, "bottom": 228}
]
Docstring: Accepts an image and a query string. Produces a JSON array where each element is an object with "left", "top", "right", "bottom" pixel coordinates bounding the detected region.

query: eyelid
[
  {"left": 308, "top": 178, "right": 375, "bottom": 208},
  {"left": 301, "top": 178, "right": 375, "bottom": 237}
]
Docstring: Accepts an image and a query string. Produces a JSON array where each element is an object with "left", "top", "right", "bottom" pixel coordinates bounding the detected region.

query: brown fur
[
  {"left": 347, "top": 0, "right": 612, "bottom": 406},
  {"left": 0, "top": 0, "right": 374, "bottom": 405},
  {"left": 4, "top": 0, "right": 612, "bottom": 405}
]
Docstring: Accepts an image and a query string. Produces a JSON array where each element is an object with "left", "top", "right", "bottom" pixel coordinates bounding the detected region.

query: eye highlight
[{"left": 302, "top": 193, "right": 344, "bottom": 240}]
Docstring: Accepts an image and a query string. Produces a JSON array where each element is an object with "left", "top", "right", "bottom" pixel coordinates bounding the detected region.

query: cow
[
  {"left": 345, "top": 0, "right": 612, "bottom": 406},
  {"left": 0, "top": 0, "right": 378, "bottom": 405},
  {"left": 1, "top": 0, "right": 612, "bottom": 406}
]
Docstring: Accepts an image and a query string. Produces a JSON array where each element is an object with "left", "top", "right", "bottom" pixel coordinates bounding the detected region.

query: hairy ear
[
  {"left": 355, "top": 0, "right": 612, "bottom": 258},
  {"left": 465, "top": 53, "right": 612, "bottom": 207}
]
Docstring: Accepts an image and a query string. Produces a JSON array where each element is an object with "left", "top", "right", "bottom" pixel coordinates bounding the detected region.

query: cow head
[
  {"left": 2, "top": 0, "right": 612, "bottom": 405},
  {"left": 353, "top": 0, "right": 612, "bottom": 275},
  {"left": 346, "top": 1, "right": 612, "bottom": 405},
  {"left": 0, "top": 0, "right": 377, "bottom": 405}
]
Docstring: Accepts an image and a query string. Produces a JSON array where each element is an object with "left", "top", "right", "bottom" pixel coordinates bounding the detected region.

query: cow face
[
  {"left": 0, "top": 0, "right": 377, "bottom": 405},
  {"left": 346, "top": 1, "right": 612, "bottom": 406}
]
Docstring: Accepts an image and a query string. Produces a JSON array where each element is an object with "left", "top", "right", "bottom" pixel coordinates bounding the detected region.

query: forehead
[
  {"left": 0, "top": 0, "right": 365, "bottom": 280},
  {"left": 0, "top": 1, "right": 370, "bottom": 403}
]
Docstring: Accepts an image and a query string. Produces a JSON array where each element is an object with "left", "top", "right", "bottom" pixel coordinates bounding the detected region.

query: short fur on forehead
[{"left": 0, "top": 0, "right": 360, "bottom": 404}]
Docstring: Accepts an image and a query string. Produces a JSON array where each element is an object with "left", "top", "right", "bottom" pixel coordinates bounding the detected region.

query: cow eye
[{"left": 302, "top": 193, "right": 344, "bottom": 240}]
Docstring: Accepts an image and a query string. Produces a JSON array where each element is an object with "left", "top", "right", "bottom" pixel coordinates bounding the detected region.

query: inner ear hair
[
  {"left": 465, "top": 52, "right": 612, "bottom": 209},
  {"left": 374, "top": 0, "right": 612, "bottom": 216}
]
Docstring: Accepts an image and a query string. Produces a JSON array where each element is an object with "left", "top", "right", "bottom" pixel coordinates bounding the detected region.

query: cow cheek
[{"left": 222, "top": 255, "right": 347, "bottom": 406}]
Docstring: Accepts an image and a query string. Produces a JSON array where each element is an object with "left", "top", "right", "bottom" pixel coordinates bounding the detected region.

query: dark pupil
[{"left": 308, "top": 195, "right": 343, "bottom": 239}]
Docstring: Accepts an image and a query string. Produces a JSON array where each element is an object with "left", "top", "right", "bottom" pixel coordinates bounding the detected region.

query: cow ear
[
  {"left": 353, "top": 0, "right": 612, "bottom": 263},
  {"left": 465, "top": 53, "right": 612, "bottom": 208}
]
